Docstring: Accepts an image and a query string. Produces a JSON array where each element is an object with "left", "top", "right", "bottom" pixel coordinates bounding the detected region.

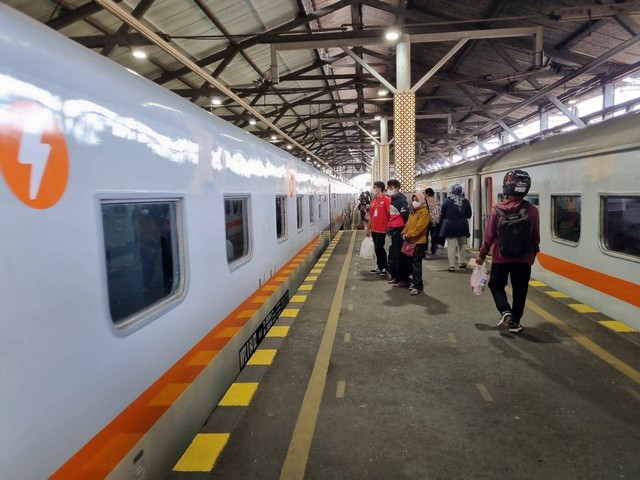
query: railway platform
[{"left": 170, "top": 230, "right": 640, "bottom": 480}]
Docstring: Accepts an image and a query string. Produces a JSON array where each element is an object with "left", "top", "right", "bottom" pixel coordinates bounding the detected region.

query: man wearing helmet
[{"left": 475, "top": 170, "right": 540, "bottom": 333}]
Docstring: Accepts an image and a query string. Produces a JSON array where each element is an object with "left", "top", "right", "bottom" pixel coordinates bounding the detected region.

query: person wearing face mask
[
  {"left": 385, "top": 179, "right": 410, "bottom": 287},
  {"left": 401, "top": 192, "right": 430, "bottom": 295},
  {"left": 366, "top": 181, "right": 391, "bottom": 275}
]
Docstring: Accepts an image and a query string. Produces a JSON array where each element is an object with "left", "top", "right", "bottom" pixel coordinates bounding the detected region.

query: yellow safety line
[
  {"left": 173, "top": 433, "right": 230, "bottom": 472},
  {"left": 526, "top": 299, "right": 640, "bottom": 385},
  {"left": 280, "top": 231, "right": 356, "bottom": 480}
]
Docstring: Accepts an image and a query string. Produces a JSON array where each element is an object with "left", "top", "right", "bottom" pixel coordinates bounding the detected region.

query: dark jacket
[
  {"left": 438, "top": 197, "right": 472, "bottom": 238},
  {"left": 388, "top": 192, "right": 409, "bottom": 230},
  {"left": 478, "top": 198, "right": 540, "bottom": 264}
]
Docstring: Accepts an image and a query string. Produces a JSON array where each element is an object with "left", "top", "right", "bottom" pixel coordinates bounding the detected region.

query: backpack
[{"left": 494, "top": 201, "right": 531, "bottom": 257}]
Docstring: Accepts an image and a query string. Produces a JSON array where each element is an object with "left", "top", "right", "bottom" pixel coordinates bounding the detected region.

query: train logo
[{"left": 0, "top": 100, "right": 69, "bottom": 209}]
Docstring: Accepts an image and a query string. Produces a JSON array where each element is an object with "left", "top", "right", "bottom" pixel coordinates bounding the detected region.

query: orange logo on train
[
  {"left": 0, "top": 101, "right": 69, "bottom": 209},
  {"left": 288, "top": 173, "right": 295, "bottom": 198}
]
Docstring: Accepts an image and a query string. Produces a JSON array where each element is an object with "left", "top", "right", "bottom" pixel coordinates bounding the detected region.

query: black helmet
[{"left": 502, "top": 170, "right": 531, "bottom": 197}]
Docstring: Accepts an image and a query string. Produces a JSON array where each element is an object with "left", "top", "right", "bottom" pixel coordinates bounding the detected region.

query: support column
[
  {"left": 372, "top": 143, "right": 380, "bottom": 185},
  {"left": 379, "top": 116, "right": 389, "bottom": 183},
  {"left": 393, "top": 35, "right": 415, "bottom": 192}
]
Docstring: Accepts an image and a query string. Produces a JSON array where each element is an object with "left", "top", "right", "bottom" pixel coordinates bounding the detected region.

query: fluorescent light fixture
[
  {"left": 374, "top": 114, "right": 382, "bottom": 120},
  {"left": 249, "top": 118, "right": 257, "bottom": 125},
  {"left": 132, "top": 50, "right": 147, "bottom": 59},
  {"left": 370, "top": 141, "right": 376, "bottom": 145},
  {"left": 306, "top": 156, "right": 311, "bottom": 161},
  {"left": 377, "top": 88, "right": 388, "bottom": 97},
  {"left": 371, "top": 130, "right": 378, "bottom": 135},
  {"left": 385, "top": 28, "right": 401, "bottom": 41},
  {"left": 271, "top": 134, "right": 278, "bottom": 140},
  {"left": 211, "top": 97, "right": 222, "bottom": 105},
  {"left": 568, "top": 99, "right": 578, "bottom": 105},
  {"left": 286, "top": 144, "right": 293, "bottom": 150}
]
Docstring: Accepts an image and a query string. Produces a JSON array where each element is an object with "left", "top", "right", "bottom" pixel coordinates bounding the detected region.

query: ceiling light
[
  {"left": 568, "top": 99, "right": 578, "bottom": 105},
  {"left": 371, "top": 130, "right": 378, "bottom": 135},
  {"left": 249, "top": 118, "right": 257, "bottom": 125},
  {"left": 306, "top": 156, "right": 311, "bottom": 161},
  {"left": 385, "top": 28, "right": 401, "bottom": 41},
  {"left": 286, "top": 144, "right": 293, "bottom": 150},
  {"left": 132, "top": 50, "right": 147, "bottom": 59},
  {"left": 377, "top": 88, "right": 388, "bottom": 97},
  {"left": 371, "top": 141, "right": 376, "bottom": 145},
  {"left": 374, "top": 114, "right": 382, "bottom": 120},
  {"left": 271, "top": 134, "right": 278, "bottom": 140},
  {"left": 211, "top": 97, "right": 222, "bottom": 106}
]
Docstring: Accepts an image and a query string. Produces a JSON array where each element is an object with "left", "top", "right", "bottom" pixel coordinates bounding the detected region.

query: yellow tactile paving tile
[
  {"left": 529, "top": 280, "right": 547, "bottom": 287},
  {"left": 545, "top": 291, "right": 570, "bottom": 298},
  {"left": 599, "top": 320, "right": 637, "bottom": 333},
  {"left": 280, "top": 308, "right": 300, "bottom": 318},
  {"left": 148, "top": 383, "right": 190, "bottom": 407},
  {"left": 218, "top": 383, "right": 259, "bottom": 406},
  {"left": 187, "top": 350, "right": 219, "bottom": 366},
  {"left": 298, "top": 284, "right": 313, "bottom": 291},
  {"left": 173, "top": 433, "right": 230, "bottom": 472},
  {"left": 267, "top": 326, "right": 290, "bottom": 337},
  {"left": 247, "top": 349, "right": 278, "bottom": 366},
  {"left": 569, "top": 303, "right": 599, "bottom": 313},
  {"left": 305, "top": 275, "right": 319, "bottom": 282},
  {"left": 310, "top": 268, "right": 323, "bottom": 274},
  {"left": 290, "top": 295, "right": 307, "bottom": 303}
]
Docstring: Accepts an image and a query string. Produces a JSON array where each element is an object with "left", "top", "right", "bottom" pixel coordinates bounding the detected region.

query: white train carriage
[
  {"left": 417, "top": 113, "right": 640, "bottom": 331},
  {"left": 0, "top": 5, "right": 354, "bottom": 479}
]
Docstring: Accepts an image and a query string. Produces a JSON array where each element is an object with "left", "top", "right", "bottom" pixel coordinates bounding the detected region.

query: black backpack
[{"left": 494, "top": 201, "right": 531, "bottom": 257}]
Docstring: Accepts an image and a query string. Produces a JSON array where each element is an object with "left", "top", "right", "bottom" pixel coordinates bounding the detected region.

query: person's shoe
[
  {"left": 409, "top": 288, "right": 421, "bottom": 295},
  {"left": 458, "top": 263, "right": 466, "bottom": 268},
  {"left": 370, "top": 268, "right": 383, "bottom": 274},
  {"left": 394, "top": 281, "right": 410, "bottom": 288},
  {"left": 447, "top": 267, "right": 455, "bottom": 272},
  {"left": 498, "top": 311, "right": 512, "bottom": 328},
  {"left": 509, "top": 323, "right": 523, "bottom": 333},
  {"left": 379, "top": 268, "right": 389, "bottom": 276},
  {"left": 387, "top": 278, "right": 398, "bottom": 284}
]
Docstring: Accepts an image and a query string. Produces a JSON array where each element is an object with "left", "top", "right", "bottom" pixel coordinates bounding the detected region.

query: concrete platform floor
[{"left": 173, "top": 230, "right": 640, "bottom": 480}]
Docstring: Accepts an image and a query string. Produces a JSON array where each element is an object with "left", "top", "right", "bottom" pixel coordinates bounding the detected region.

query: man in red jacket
[
  {"left": 476, "top": 170, "right": 540, "bottom": 333},
  {"left": 366, "top": 181, "right": 391, "bottom": 275}
]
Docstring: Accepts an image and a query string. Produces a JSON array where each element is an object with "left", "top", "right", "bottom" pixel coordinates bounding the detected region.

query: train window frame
[
  {"left": 296, "top": 195, "right": 304, "bottom": 231},
  {"left": 224, "top": 194, "right": 253, "bottom": 271},
  {"left": 551, "top": 194, "right": 582, "bottom": 246},
  {"left": 309, "top": 195, "right": 316, "bottom": 225},
  {"left": 599, "top": 194, "right": 640, "bottom": 262},
  {"left": 275, "top": 194, "right": 288, "bottom": 243},
  {"left": 97, "top": 193, "right": 188, "bottom": 336}
]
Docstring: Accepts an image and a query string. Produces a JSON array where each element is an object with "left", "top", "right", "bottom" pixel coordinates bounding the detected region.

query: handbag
[{"left": 401, "top": 240, "right": 416, "bottom": 257}]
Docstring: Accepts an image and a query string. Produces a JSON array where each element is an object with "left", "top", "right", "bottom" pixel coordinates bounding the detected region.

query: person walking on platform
[
  {"left": 366, "top": 181, "right": 391, "bottom": 275},
  {"left": 424, "top": 188, "right": 441, "bottom": 255},
  {"left": 386, "top": 179, "right": 410, "bottom": 287},
  {"left": 475, "top": 170, "right": 540, "bottom": 333},
  {"left": 439, "top": 184, "right": 472, "bottom": 271},
  {"left": 402, "top": 192, "right": 430, "bottom": 295}
]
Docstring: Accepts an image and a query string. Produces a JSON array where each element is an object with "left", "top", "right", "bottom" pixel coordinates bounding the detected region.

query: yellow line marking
[
  {"left": 281, "top": 308, "right": 300, "bottom": 318},
  {"left": 173, "top": 433, "right": 230, "bottom": 472},
  {"left": 290, "top": 295, "right": 308, "bottom": 303},
  {"left": 529, "top": 280, "right": 547, "bottom": 287},
  {"left": 247, "top": 349, "right": 277, "bottom": 366},
  {"left": 280, "top": 232, "right": 356, "bottom": 480},
  {"left": 348, "top": 304, "right": 353, "bottom": 311},
  {"left": 527, "top": 299, "right": 640, "bottom": 385},
  {"left": 310, "top": 268, "right": 322, "bottom": 274},
  {"left": 476, "top": 383, "right": 494, "bottom": 402},
  {"left": 448, "top": 333, "right": 457, "bottom": 344},
  {"left": 344, "top": 333, "right": 351, "bottom": 343},
  {"left": 569, "top": 303, "right": 599, "bottom": 313},
  {"left": 545, "top": 291, "right": 570, "bottom": 298},
  {"left": 336, "top": 381, "right": 346, "bottom": 399},
  {"left": 599, "top": 320, "right": 637, "bottom": 333},
  {"left": 623, "top": 386, "right": 640, "bottom": 403},
  {"left": 267, "top": 326, "right": 290, "bottom": 337},
  {"left": 305, "top": 275, "right": 318, "bottom": 282},
  {"left": 218, "top": 383, "right": 259, "bottom": 407},
  {"left": 298, "top": 284, "right": 313, "bottom": 291}
]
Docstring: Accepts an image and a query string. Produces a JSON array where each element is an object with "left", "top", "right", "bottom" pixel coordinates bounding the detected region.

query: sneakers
[
  {"left": 379, "top": 268, "right": 389, "bottom": 276},
  {"left": 409, "top": 288, "right": 421, "bottom": 295},
  {"left": 394, "top": 281, "right": 410, "bottom": 288},
  {"left": 388, "top": 278, "right": 398, "bottom": 284},
  {"left": 509, "top": 323, "right": 523, "bottom": 333},
  {"left": 370, "top": 268, "right": 383, "bottom": 274},
  {"left": 498, "top": 311, "right": 512, "bottom": 328}
]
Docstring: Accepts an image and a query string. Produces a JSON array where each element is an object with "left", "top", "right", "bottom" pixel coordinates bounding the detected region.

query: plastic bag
[
  {"left": 360, "top": 236, "right": 375, "bottom": 260},
  {"left": 470, "top": 263, "right": 488, "bottom": 295}
]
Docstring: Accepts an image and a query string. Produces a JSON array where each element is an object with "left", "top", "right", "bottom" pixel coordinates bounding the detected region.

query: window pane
[
  {"left": 603, "top": 196, "right": 640, "bottom": 258},
  {"left": 225, "top": 197, "right": 250, "bottom": 263},
  {"left": 102, "top": 201, "right": 180, "bottom": 323},
  {"left": 309, "top": 195, "right": 315, "bottom": 224},
  {"left": 297, "top": 195, "right": 303, "bottom": 229},
  {"left": 276, "top": 196, "right": 287, "bottom": 239},
  {"left": 552, "top": 195, "right": 581, "bottom": 243}
]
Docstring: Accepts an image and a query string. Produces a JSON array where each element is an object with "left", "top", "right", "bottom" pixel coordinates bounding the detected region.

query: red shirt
[{"left": 368, "top": 195, "right": 391, "bottom": 233}]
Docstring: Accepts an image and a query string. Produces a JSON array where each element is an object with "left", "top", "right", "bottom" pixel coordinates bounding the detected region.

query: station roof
[{"left": 6, "top": 0, "right": 640, "bottom": 177}]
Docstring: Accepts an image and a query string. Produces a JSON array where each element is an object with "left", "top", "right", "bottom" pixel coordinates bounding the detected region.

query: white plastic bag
[
  {"left": 470, "top": 263, "right": 488, "bottom": 295},
  {"left": 360, "top": 236, "right": 375, "bottom": 260}
]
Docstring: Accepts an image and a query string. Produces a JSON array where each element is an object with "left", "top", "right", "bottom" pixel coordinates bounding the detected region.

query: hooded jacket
[
  {"left": 478, "top": 197, "right": 540, "bottom": 264},
  {"left": 402, "top": 192, "right": 430, "bottom": 244},
  {"left": 388, "top": 192, "right": 409, "bottom": 229}
]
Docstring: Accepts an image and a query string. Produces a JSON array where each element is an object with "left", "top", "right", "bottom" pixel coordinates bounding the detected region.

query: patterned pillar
[
  {"left": 380, "top": 144, "right": 389, "bottom": 183},
  {"left": 394, "top": 90, "right": 416, "bottom": 192}
]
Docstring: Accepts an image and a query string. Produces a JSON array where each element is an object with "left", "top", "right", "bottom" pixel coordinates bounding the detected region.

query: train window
[
  {"left": 101, "top": 200, "right": 182, "bottom": 325},
  {"left": 225, "top": 196, "right": 251, "bottom": 265},
  {"left": 296, "top": 195, "right": 304, "bottom": 230},
  {"left": 552, "top": 195, "right": 581, "bottom": 243},
  {"left": 318, "top": 195, "right": 324, "bottom": 220},
  {"left": 601, "top": 196, "right": 640, "bottom": 258},
  {"left": 309, "top": 196, "right": 315, "bottom": 224},
  {"left": 276, "top": 195, "right": 287, "bottom": 241}
]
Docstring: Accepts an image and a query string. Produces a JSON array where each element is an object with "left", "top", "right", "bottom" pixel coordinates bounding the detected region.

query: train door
[
  {"left": 482, "top": 177, "right": 493, "bottom": 233},
  {"left": 466, "top": 178, "right": 478, "bottom": 248}
]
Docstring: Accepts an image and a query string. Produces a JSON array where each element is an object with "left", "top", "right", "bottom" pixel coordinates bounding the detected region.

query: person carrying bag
[{"left": 401, "top": 192, "right": 430, "bottom": 295}]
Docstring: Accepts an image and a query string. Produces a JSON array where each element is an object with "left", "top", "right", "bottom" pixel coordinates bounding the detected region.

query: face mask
[
  {"left": 387, "top": 189, "right": 396, "bottom": 196},
  {"left": 412, "top": 201, "right": 421, "bottom": 209}
]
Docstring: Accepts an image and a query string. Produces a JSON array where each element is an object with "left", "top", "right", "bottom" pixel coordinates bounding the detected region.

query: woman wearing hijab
[
  {"left": 401, "top": 191, "right": 430, "bottom": 295},
  {"left": 438, "top": 184, "right": 472, "bottom": 271}
]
